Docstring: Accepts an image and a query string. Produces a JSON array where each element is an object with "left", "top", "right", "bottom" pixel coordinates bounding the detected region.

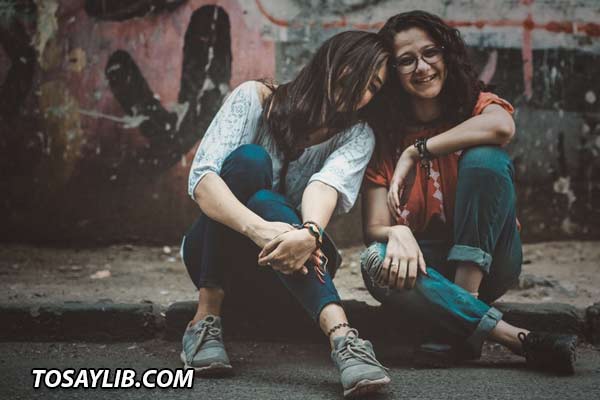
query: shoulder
[
  {"left": 253, "top": 81, "right": 275, "bottom": 105},
  {"left": 329, "top": 122, "right": 375, "bottom": 156},
  {"left": 343, "top": 122, "right": 375, "bottom": 142},
  {"left": 218, "top": 81, "right": 265, "bottom": 118},
  {"left": 228, "top": 81, "right": 260, "bottom": 99},
  {"left": 474, "top": 92, "right": 514, "bottom": 115},
  {"left": 234, "top": 80, "right": 274, "bottom": 106}
]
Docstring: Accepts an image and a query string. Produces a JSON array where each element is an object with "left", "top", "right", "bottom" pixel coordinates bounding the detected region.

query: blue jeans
[
  {"left": 181, "top": 144, "right": 341, "bottom": 321},
  {"left": 361, "top": 146, "right": 522, "bottom": 355}
]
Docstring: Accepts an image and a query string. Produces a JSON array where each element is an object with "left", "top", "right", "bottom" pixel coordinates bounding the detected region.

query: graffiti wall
[
  {"left": 0, "top": 0, "right": 275, "bottom": 244},
  {"left": 1, "top": 0, "right": 599, "bottom": 245}
]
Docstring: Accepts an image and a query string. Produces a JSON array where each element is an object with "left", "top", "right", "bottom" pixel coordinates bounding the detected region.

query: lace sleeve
[
  {"left": 308, "top": 123, "right": 376, "bottom": 214},
  {"left": 188, "top": 82, "right": 259, "bottom": 200}
]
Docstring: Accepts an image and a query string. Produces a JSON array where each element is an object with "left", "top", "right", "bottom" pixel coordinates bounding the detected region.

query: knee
[
  {"left": 360, "top": 242, "right": 386, "bottom": 279},
  {"left": 247, "top": 189, "right": 280, "bottom": 209},
  {"left": 222, "top": 144, "right": 272, "bottom": 180},
  {"left": 360, "top": 242, "right": 386, "bottom": 269},
  {"left": 458, "top": 146, "right": 514, "bottom": 181},
  {"left": 247, "top": 189, "right": 299, "bottom": 222}
]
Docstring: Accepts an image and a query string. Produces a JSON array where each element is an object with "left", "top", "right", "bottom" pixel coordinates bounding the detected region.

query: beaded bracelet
[
  {"left": 414, "top": 137, "right": 433, "bottom": 177},
  {"left": 327, "top": 322, "right": 350, "bottom": 336},
  {"left": 299, "top": 221, "right": 323, "bottom": 250},
  {"left": 292, "top": 221, "right": 326, "bottom": 284}
]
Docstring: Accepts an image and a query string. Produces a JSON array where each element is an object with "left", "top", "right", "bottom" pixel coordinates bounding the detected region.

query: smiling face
[{"left": 392, "top": 27, "right": 446, "bottom": 100}]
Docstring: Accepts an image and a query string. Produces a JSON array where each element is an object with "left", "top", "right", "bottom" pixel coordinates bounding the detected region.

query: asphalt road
[{"left": 1, "top": 340, "right": 599, "bottom": 400}]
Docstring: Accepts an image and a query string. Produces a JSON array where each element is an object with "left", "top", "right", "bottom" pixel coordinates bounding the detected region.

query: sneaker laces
[
  {"left": 338, "top": 329, "right": 388, "bottom": 371},
  {"left": 362, "top": 249, "right": 384, "bottom": 284},
  {"left": 188, "top": 316, "right": 222, "bottom": 363}
]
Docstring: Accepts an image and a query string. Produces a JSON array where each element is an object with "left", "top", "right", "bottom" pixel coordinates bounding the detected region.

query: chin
[{"left": 410, "top": 86, "right": 442, "bottom": 99}]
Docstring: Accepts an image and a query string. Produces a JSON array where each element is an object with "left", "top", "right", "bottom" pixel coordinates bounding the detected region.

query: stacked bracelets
[
  {"left": 414, "top": 137, "right": 433, "bottom": 177},
  {"left": 299, "top": 220, "right": 323, "bottom": 250},
  {"left": 293, "top": 221, "right": 326, "bottom": 283}
]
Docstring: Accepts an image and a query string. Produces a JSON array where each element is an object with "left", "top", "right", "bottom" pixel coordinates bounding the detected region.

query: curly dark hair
[
  {"left": 375, "top": 10, "right": 485, "bottom": 147},
  {"left": 259, "top": 30, "right": 390, "bottom": 192}
]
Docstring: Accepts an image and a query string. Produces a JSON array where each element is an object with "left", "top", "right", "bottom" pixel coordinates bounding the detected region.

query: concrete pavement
[{"left": 1, "top": 340, "right": 599, "bottom": 400}]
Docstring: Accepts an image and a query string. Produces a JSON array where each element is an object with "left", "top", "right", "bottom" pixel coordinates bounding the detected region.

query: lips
[{"left": 413, "top": 74, "right": 437, "bottom": 84}]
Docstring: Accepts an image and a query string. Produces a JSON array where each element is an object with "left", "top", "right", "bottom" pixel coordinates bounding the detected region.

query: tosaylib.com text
[{"left": 31, "top": 368, "right": 194, "bottom": 389}]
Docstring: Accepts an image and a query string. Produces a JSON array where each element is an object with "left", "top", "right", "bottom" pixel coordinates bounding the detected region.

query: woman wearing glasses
[{"left": 360, "top": 11, "right": 577, "bottom": 374}]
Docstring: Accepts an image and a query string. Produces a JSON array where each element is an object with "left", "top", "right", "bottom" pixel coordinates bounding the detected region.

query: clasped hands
[{"left": 253, "top": 222, "right": 324, "bottom": 276}]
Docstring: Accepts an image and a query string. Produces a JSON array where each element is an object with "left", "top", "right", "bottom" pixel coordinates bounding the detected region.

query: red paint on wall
[
  {"left": 54, "top": 0, "right": 275, "bottom": 172},
  {"left": 255, "top": 0, "right": 600, "bottom": 37},
  {"left": 522, "top": 14, "right": 534, "bottom": 100}
]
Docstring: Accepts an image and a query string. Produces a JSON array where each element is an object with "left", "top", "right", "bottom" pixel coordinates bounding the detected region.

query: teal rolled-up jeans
[{"left": 361, "top": 146, "right": 522, "bottom": 356}]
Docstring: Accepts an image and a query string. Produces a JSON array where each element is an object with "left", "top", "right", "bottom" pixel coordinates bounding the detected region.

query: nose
[{"left": 414, "top": 57, "right": 431, "bottom": 73}]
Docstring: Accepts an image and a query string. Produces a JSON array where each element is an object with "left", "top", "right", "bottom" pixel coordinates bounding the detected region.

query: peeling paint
[
  {"left": 478, "top": 50, "right": 497, "bottom": 84},
  {"left": 170, "top": 102, "right": 189, "bottom": 132},
  {"left": 561, "top": 217, "right": 577, "bottom": 235},
  {"left": 0, "top": 1, "right": 12, "bottom": 20},
  {"left": 33, "top": 0, "right": 59, "bottom": 66},
  {"left": 78, "top": 109, "right": 150, "bottom": 129},
  {"left": 38, "top": 80, "right": 83, "bottom": 191},
  {"left": 67, "top": 48, "right": 87, "bottom": 72},
  {"left": 553, "top": 176, "right": 578, "bottom": 234}
]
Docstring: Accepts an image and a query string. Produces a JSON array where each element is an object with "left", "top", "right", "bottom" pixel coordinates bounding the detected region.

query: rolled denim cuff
[
  {"left": 314, "top": 295, "right": 342, "bottom": 322},
  {"left": 465, "top": 306, "right": 503, "bottom": 357},
  {"left": 447, "top": 244, "right": 493, "bottom": 274}
]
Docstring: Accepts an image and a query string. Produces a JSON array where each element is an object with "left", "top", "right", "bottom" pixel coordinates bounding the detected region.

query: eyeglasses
[{"left": 391, "top": 46, "right": 444, "bottom": 74}]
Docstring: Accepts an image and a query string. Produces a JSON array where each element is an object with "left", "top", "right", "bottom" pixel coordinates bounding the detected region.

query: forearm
[
  {"left": 300, "top": 181, "right": 338, "bottom": 228},
  {"left": 425, "top": 111, "right": 515, "bottom": 156},
  {"left": 364, "top": 224, "right": 394, "bottom": 244},
  {"left": 193, "top": 173, "right": 265, "bottom": 237}
]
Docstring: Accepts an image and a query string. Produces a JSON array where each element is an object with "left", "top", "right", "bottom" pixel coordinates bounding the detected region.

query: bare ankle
[
  {"left": 189, "top": 312, "right": 216, "bottom": 326},
  {"left": 191, "top": 287, "right": 224, "bottom": 325},
  {"left": 490, "top": 320, "right": 529, "bottom": 354}
]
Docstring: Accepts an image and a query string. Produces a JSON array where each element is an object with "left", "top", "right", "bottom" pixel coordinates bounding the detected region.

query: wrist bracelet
[
  {"left": 414, "top": 137, "right": 433, "bottom": 160},
  {"left": 414, "top": 138, "right": 433, "bottom": 177},
  {"left": 301, "top": 221, "right": 323, "bottom": 250}
]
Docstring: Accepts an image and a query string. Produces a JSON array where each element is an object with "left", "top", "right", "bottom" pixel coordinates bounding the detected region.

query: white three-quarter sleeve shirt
[{"left": 188, "top": 81, "right": 375, "bottom": 215}]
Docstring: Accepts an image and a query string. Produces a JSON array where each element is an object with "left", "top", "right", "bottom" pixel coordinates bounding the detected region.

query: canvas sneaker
[
  {"left": 519, "top": 331, "right": 577, "bottom": 375},
  {"left": 331, "top": 329, "right": 390, "bottom": 398},
  {"left": 180, "top": 315, "right": 232, "bottom": 375}
]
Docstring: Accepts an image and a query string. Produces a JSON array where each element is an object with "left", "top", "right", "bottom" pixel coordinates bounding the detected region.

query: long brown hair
[
  {"left": 260, "top": 30, "right": 390, "bottom": 191},
  {"left": 376, "top": 10, "right": 485, "bottom": 149}
]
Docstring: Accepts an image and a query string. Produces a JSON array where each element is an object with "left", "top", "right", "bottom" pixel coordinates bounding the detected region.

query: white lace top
[{"left": 188, "top": 81, "right": 375, "bottom": 215}]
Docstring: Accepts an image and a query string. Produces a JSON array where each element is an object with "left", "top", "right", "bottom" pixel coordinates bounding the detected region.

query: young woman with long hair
[
  {"left": 361, "top": 11, "right": 577, "bottom": 374},
  {"left": 181, "top": 31, "right": 392, "bottom": 397}
]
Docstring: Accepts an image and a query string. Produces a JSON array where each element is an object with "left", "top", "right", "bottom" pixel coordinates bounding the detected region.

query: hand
[
  {"left": 249, "top": 221, "right": 295, "bottom": 249},
  {"left": 257, "top": 228, "right": 318, "bottom": 275},
  {"left": 375, "top": 225, "right": 427, "bottom": 289},
  {"left": 387, "top": 146, "right": 419, "bottom": 221}
]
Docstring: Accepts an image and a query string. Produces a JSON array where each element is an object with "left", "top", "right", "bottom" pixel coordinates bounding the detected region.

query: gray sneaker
[
  {"left": 180, "top": 315, "right": 232, "bottom": 375},
  {"left": 331, "top": 329, "right": 390, "bottom": 398}
]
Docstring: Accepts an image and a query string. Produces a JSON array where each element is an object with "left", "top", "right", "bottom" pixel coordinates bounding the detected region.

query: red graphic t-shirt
[{"left": 364, "top": 92, "right": 515, "bottom": 234}]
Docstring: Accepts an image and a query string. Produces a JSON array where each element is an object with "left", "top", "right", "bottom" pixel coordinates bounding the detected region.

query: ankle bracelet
[{"left": 327, "top": 322, "right": 350, "bottom": 337}]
